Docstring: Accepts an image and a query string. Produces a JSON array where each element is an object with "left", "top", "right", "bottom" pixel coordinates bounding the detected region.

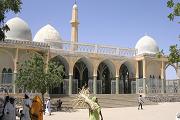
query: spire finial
[{"left": 75, "top": 0, "right": 77, "bottom": 4}]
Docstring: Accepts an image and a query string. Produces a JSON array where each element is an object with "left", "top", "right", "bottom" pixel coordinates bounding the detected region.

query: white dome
[
  {"left": 5, "top": 17, "right": 32, "bottom": 41},
  {"left": 33, "top": 24, "right": 62, "bottom": 43},
  {"left": 73, "top": 4, "right": 78, "bottom": 9},
  {"left": 135, "top": 35, "right": 159, "bottom": 55}
]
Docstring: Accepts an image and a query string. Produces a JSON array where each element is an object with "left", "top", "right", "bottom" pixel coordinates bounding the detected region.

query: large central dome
[
  {"left": 135, "top": 35, "right": 159, "bottom": 55},
  {"left": 5, "top": 17, "right": 32, "bottom": 41}
]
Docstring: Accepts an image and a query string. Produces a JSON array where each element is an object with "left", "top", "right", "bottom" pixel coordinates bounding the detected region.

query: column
[
  {"left": 136, "top": 61, "right": 139, "bottom": 93},
  {"left": 13, "top": 48, "right": 19, "bottom": 94},
  {"left": 45, "top": 50, "right": 50, "bottom": 73},
  {"left": 176, "top": 63, "right": 180, "bottom": 93},
  {"left": 116, "top": 76, "right": 119, "bottom": 94},
  {"left": 143, "top": 59, "right": 146, "bottom": 94},
  {"left": 93, "top": 76, "right": 97, "bottom": 94},
  {"left": 115, "top": 64, "right": 120, "bottom": 94},
  {"left": 44, "top": 50, "right": 50, "bottom": 96},
  {"left": 69, "top": 74, "right": 73, "bottom": 95},
  {"left": 161, "top": 61, "right": 165, "bottom": 93}
]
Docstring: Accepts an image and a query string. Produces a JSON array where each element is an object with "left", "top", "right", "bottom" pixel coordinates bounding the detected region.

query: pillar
[
  {"left": 116, "top": 76, "right": 119, "bottom": 94},
  {"left": 69, "top": 74, "right": 73, "bottom": 95},
  {"left": 143, "top": 59, "right": 146, "bottom": 94},
  {"left": 45, "top": 50, "right": 50, "bottom": 73},
  {"left": 136, "top": 61, "right": 139, "bottom": 93},
  {"left": 161, "top": 61, "right": 165, "bottom": 93},
  {"left": 115, "top": 64, "right": 120, "bottom": 94},
  {"left": 13, "top": 48, "right": 19, "bottom": 94},
  {"left": 93, "top": 76, "right": 97, "bottom": 94}
]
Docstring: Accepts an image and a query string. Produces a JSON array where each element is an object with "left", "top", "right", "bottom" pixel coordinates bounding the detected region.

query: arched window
[
  {"left": 150, "top": 75, "right": 152, "bottom": 78},
  {"left": 2, "top": 68, "right": 7, "bottom": 84},
  {"left": 6, "top": 68, "right": 13, "bottom": 84}
]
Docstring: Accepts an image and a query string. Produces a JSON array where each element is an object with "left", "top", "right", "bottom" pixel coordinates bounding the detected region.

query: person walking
[
  {"left": 46, "top": 97, "right": 51, "bottom": 115},
  {"left": 0, "top": 96, "right": 9, "bottom": 119},
  {"left": 57, "top": 98, "right": 62, "bottom": 111},
  {"left": 31, "top": 95, "right": 43, "bottom": 120},
  {"left": 21, "top": 93, "right": 32, "bottom": 120},
  {"left": 138, "top": 94, "right": 144, "bottom": 110},
  {"left": 176, "top": 112, "right": 180, "bottom": 120},
  {"left": 89, "top": 96, "right": 103, "bottom": 120}
]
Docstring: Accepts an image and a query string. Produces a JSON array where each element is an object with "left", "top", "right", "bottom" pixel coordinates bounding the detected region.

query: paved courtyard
[{"left": 44, "top": 102, "right": 180, "bottom": 120}]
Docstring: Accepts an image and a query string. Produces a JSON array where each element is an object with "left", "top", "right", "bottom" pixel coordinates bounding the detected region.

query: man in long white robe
[
  {"left": 46, "top": 97, "right": 51, "bottom": 115},
  {"left": 4, "top": 98, "right": 16, "bottom": 120},
  {"left": 22, "top": 93, "right": 32, "bottom": 120}
]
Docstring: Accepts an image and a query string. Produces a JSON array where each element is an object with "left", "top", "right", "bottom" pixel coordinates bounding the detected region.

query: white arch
[
  {"left": 0, "top": 49, "right": 14, "bottom": 63},
  {"left": 50, "top": 55, "right": 69, "bottom": 75},
  {"left": 97, "top": 59, "right": 116, "bottom": 77},
  {"left": 165, "top": 63, "right": 177, "bottom": 73},
  {"left": 165, "top": 64, "right": 177, "bottom": 80},
  {"left": 0, "top": 49, "right": 14, "bottom": 72},
  {"left": 73, "top": 57, "right": 93, "bottom": 77},
  {"left": 18, "top": 50, "right": 44, "bottom": 63},
  {"left": 120, "top": 60, "right": 135, "bottom": 78}
]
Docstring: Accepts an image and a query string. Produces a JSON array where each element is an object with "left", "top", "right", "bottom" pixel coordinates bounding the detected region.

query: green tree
[
  {"left": 16, "top": 53, "right": 64, "bottom": 110},
  {"left": 0, "top": 0, "right": 22, "bottom": 41},
  {"left": 168, "top": 44, "right": 180, "bottom": 66},
  {"left": 167, "top": 1, "right": 180, "bottom": 69},
  {"left": 167, "top": 0, "right": 180, "bottom": 22}
]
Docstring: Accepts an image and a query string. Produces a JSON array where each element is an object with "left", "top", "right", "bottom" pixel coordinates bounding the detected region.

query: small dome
[
  {"left": 135, "top": 35, "right": 159, "bottom": 55},
  {"left": 33, "top": 24, "right": 62, "bottom": 43},
  {"left": 5, "top": 17, "right": 32, "bottom": 41},
  {"left": 73, "top": 4, "right": 78, "bottom": 9}
]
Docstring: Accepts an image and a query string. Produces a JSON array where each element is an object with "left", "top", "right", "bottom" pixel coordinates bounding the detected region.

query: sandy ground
[{"left": 44, "top": 102, "right": 180, "bottom": 120}]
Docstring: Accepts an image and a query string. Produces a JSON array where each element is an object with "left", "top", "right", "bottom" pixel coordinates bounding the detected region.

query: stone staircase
[{"left": 50, "top": 94, "right": 157, "bottom": 109}]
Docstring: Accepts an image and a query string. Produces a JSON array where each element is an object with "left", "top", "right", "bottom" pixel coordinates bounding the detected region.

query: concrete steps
[{"left": 50, "top": 94, "right": 157, "bottom": 109}]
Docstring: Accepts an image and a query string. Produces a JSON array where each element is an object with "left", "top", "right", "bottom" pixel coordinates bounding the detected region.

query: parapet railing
[
  {"left": 0, "top": 39, "right": 49, "bottom": 49},
  {"left": 0, "top": 39, "right": 137, "bottom": 57},
  {"left": 48, "top": 40, "right": 137, "bottom": 57}
]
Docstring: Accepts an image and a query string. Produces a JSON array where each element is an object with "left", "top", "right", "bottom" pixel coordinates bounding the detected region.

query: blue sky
[{"left": 6, "top": 0, "right": 179, "bottom": 79}]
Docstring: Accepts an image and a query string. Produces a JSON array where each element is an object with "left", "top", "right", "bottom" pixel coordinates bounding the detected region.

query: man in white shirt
[
  {"left": 21, "top": 93, "right": 32, "bottom": 120},
  {"left": 4, "top": 97, "right": 16, "bottom": 120},
  {"left": 138, "top": 94, "right": 144, "bottom": 110},
  {"left": 46, "top": 97, "right": 51, "bottom": 115}
]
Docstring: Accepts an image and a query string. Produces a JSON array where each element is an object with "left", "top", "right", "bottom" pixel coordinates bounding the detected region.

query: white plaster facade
[{"left": 0, "top": 3, "right": 179, "bottom": 95}]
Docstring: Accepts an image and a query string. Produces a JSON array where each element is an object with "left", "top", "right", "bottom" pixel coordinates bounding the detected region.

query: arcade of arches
[
  {"left": 48, "top": 56, "right": 135, "bottom": 95},
  {"left": 1, "top": 49, "right": 179, "bottom": 95}
]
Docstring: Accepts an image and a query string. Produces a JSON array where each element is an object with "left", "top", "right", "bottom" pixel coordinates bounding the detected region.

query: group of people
[
  {"left": 0, "top": 93, "right": 54, "bottom": 120},
  {"left": 0, "top": 93, "right": 145, "bottom": 120},
  {"left": 0, "top": 93, "right": 34, "bottom": 120}
]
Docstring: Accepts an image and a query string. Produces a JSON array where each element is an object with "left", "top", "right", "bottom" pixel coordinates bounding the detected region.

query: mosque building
[{"left": 0, "top": 3, "right": 179, "bottom": 95}]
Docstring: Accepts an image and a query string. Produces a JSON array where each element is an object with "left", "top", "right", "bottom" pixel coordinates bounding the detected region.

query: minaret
[{"left": 70, "top": 1, "right": 79, "bottom": 48}]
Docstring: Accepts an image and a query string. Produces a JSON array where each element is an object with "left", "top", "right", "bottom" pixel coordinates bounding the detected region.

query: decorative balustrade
[
  {"left": 0, "top": 39, "right": 137, "bottom": 57},
  {"left": 166, "top": 79, "right": 179, "bottom": 93},
  {"left": 48, "top": 40, "right": 137, "bottom": 57},
  {"left": 136, "top": 78, "right": 180, "bottom": 94},
  {"left": 0, "top": 39, "right": 49, "bottom": 49}
]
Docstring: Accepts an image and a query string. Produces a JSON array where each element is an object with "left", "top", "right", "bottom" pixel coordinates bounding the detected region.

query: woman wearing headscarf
[
  {"left": 30, "top": 95, "right": 43, "bottom": 120},
  {"left": 89, "top": 96, "right": 103, "bottom": 120}
]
